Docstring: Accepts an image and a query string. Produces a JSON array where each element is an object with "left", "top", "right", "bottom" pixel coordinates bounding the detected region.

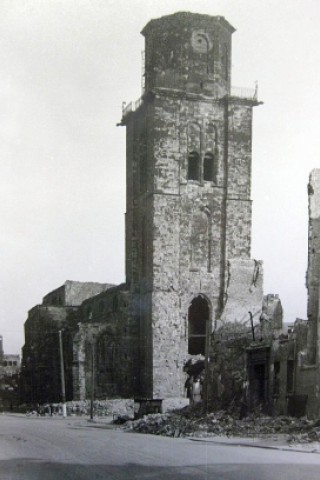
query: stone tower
[{"left": 121, "top": 12, "right": 262, "bottom": 401}]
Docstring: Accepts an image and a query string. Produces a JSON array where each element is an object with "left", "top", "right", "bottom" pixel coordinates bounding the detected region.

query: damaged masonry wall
[
  {"left": 218, "top": 259, "right": 263, "bottom": 328},
  {"left": 306, "top": 169, "right": 320, "bottom": 364},
  {"left": 293, "top": 169, "right": 320, "bottom": 418}
]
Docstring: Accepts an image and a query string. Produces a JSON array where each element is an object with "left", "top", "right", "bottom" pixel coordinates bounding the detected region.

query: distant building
[{"left": 0, "top": 336, "right": 20, "bottom": 411}]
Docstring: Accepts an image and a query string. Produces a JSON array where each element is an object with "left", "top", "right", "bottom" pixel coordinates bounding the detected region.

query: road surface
[{"left": 1, "top": 414, "right": 320, "bottom": 479}]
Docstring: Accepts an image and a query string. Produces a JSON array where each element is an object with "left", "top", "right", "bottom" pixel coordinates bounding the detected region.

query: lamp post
[
  {"left": 58, "top": 330, "right": 67, "bottom": 418},
  {"left": 90, "top": 342, "right": 95, "bottom": 420}
]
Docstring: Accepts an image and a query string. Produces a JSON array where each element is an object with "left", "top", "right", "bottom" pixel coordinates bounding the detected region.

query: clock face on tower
[{"left": 191, "top": 31, "right": 212, "bottom": 53}]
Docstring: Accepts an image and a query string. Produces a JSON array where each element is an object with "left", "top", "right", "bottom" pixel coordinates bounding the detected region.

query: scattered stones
[{"left": 123, "top": 406, "right": 320, "bottom": 443}]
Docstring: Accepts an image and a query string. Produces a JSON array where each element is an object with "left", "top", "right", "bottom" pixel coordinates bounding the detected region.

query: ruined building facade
[
  {"left": 23, "top": 12, "right": 320, "bottom": 416},
  {"left": 20, "top": 281, "right": 113, "bottom": 405},
  {"left": 292, "top": 169, "right": 320, "bottom": 417}
]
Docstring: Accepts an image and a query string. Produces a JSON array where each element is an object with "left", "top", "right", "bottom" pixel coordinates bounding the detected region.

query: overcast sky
[{"left": 1, "top": 0, "right": 320, "bottom": 354}]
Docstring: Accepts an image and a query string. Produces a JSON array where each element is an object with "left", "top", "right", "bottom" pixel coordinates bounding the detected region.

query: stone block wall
[
  {"left": 262, "top": 294, "right": 283, "bottom": 331},
  {"left": 142, "top": 12, "right": 234, "bottom": 97},
  {"left": 21, "top": 304, "right": 75, "bottom": 404},
  {"left": 72, "top": 285, "right": 140, "bottom": 401},
  {"left": 151, "top": 290, "right": 186, "bottom": 398},
  {"left": 225, "top": 102, "right": 254, "bottom": 260},
  {"left": 42, "top": 281, "right": 113, "bottom": 307},
  {"left": 219, "top": 259, "right": 263, "bottom": 326},
  {"left": 295, "top": 365, "right": 318, "bottom": 417}
]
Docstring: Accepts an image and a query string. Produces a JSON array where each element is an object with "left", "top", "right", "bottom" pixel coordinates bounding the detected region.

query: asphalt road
[{"left": 1, "top": 414, "right": 320, "bottom": 479}]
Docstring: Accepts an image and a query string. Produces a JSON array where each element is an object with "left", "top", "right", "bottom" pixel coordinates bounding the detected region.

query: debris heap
[{"left": 124, "top": 407, "right": 320, "bottom": 443}]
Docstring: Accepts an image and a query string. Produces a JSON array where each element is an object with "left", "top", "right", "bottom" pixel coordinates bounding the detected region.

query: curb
[{"left": 188, "top": 437, "right": 320, "bottom": 454}]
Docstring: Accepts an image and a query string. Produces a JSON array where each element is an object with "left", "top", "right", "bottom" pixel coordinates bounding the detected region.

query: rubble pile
[{"left": 126, "top": 407, "right": 320, "bottom": 443}]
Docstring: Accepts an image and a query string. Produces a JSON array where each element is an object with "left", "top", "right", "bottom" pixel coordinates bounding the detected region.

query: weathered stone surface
[
  {"left": 162, "top": 397, "right": 190, "bottom": 413},
  {"left": 42, "top": 280, "right": 114, "bottom": 307},
  {"left": 306, "top": 169, "right": 320, "bottom": 363},
  {"left": 219, "top": 259, "right": 263, "bottom": 326},
  {"left": 66, "top": 398, "right": 134, "bottom": 418}
]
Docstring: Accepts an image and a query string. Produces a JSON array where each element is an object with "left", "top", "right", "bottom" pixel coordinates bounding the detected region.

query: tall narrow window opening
[
  {"left": 188, "top": 151, "right": 200, "bottom": 181},
  {"left": 203, "top": 152, "right": 214, "bottom": 181},
  {"left": 188, "top": 296, "right": 209, "bottom": 355}
]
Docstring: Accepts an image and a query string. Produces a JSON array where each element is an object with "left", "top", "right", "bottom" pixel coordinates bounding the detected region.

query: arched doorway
[{"left": 188, "top": 296, "right": 209, "bottom": 355}]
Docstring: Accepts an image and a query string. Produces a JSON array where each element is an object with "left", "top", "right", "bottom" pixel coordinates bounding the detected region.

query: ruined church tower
[{"left": 121, "top": 12, "right": 262, "bottom": 402}]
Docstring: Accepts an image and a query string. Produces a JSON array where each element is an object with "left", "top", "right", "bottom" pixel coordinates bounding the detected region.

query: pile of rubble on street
[{"left": 123, "top": 406, "right": 320, "bottom": 444}]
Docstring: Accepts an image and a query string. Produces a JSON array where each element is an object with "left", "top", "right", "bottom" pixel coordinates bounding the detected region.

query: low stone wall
[{"left": 65, "top": 398, "right": 134, "bottom": 418}]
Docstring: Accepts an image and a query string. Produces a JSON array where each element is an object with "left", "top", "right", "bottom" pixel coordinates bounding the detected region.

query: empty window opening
[
  {"left": 188, "top": 151, "right": 200, "bottom": 181},
  {"left": 188, "top": 296, "right": 209, "bottom": 355},
  {"left": 203, "top": 152, "right": 214, "bottom": 181},
  {"left": 252, "top": 364, "right": 266, "bottom": 404}
]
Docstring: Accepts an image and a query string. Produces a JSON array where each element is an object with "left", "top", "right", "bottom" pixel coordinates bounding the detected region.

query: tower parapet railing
[
  {"left": 122, "top": 82, "right": 259, "bottom": 117},
  {"left": 230, "top": 83, "right": 258, "bottom": 101}
]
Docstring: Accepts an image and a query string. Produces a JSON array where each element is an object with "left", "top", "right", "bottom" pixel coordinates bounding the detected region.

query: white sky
[{"left": 1, "top": 0, "right": 320, "bottom": 354}]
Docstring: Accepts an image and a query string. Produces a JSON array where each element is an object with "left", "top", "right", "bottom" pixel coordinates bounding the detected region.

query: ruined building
[
  {"left": 21, "top": 11, "right": 265, "bottom": 411},
  {"left": 20, "top": 281, "right": 113, "bottom": 404},
  {"left": 292, "top": 169, "right": 320, "bottom": 417},
  {"left": 21, "top": 12, "right": 320, "bottom": 418}
]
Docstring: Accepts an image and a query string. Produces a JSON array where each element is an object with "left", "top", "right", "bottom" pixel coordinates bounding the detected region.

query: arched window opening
[
  {"left": 203, "top": 152, "right": 214, "bottom": 181},
  {"left": 206, "top": 123, "right": 217, "bottom": 148},
  {"left": 188, "top": 296, "right": 209, "bottom": 355},
  {"left": 188, "top": 151, "right": 200, "bottom": 181}
]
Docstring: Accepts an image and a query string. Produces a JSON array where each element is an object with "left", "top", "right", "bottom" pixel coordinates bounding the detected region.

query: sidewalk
[{"left": 188, "top": 434, "right": 320, "bottom": 453}]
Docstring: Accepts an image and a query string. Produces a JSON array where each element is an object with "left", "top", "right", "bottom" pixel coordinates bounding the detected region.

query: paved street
[{"left": 1, "top": 414, "right": 320, "bottom": 479}]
